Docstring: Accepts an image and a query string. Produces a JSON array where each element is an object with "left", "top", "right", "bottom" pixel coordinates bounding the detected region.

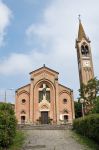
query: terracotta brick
[{"left": 15, "top": 66, "right": 75, "bottom": 124}]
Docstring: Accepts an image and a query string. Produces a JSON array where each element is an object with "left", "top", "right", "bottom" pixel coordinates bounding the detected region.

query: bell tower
[{"left": 76, "top": 18, "right": 94, "bottom": 86}]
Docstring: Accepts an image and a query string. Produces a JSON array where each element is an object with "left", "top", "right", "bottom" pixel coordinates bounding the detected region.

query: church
[
  {"left": 15, "top": 65, "right": 75, "bottom": 124},
  {"left": 15, "top": 19, "right": 94, "bottom": 124}
]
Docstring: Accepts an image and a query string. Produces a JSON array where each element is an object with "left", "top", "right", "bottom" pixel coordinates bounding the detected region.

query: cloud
[
  {"left": 1, "top": 0, "right": 76, "bottom": 77},
  {"left": 0, "top": 48, "right": 67, "bottom": 76},
  {"left": 0, "top": 0, "right": 99, "bottom": 98},
  {"left": 0, "top": 0, "right": 12, "bottom": 47},
  {"left": 0, "top": 53, "right": 31, "bottom": 75},
  {"left": 25, "top": 0, "right": 99, "bottom": 86}
]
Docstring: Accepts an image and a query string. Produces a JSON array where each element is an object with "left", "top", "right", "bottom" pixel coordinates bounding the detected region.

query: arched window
[
  {"left": 81, "top": 45, "right": 85, "bottom": 55},
  {"left": 85, "top": 45, "right": 89, "bottom": 54},
  {"left": 39, "top": 83, "right": 50, "bottom": 103},
  {"left": 46, "top": 91, "right": 50, "bottom": 102}
]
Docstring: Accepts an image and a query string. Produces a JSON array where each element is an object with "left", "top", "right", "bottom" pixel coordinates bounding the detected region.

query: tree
[
  {"left": 0, "top": 102, "right": 17, "bottom": 150},
  {"left": 92, "top": 96, "right": 99, "bottom": 113},
  {"left": 74, "top": 101, "right": 82, "bottom": 118},
  {"left": 78, "top": 77, "right": 99, "bottom": 114}
]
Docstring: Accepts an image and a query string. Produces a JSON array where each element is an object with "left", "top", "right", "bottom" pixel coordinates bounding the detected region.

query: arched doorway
[
  {"left": 64, "top": 115, "right": 68, "bottom": 121},
  {"left": 64, "top": 115, "right": 68, "bottom": 124},
  {"left": 21, "top": 116, "right": 25, "bottom": 124},
  {"left": 41, "top": 111, "right": 48, "bottom": 124}
]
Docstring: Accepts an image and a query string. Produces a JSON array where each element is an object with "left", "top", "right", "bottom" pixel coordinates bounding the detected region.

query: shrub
[
  {"left": 0, "top": 102, "right": 17, "bottom": 149},
  {"left": 73, "top": 114, "right": 99, "bottom": 143}
]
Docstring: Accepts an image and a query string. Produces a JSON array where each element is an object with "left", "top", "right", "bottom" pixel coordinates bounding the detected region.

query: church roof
[
  {"left": 78, "top": 20, "right": 87, "bottom": 41},
  {"left": 59, "top": 84, "right": 72, "bottom": 92},
  {"left": 29, "top": 65, "right": 59, "bottom": 75},
  {"left": 15, "top": 84, "right": 30, "bottom": 92}
]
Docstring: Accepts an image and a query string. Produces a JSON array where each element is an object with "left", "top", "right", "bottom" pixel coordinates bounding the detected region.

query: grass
[
  {"left": 72, "top": 130, "right": 99, "bottom": 150},
  {"left": 9, "top": 130, "right": 25, "bottom": 150}
]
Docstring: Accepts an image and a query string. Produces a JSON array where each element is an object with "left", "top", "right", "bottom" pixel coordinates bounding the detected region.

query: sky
[{"left": 0, "top": 0, "right": 99, "bottom": 103}]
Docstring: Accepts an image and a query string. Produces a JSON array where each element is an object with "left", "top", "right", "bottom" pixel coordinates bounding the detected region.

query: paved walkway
[{"left": 22, "top": 130, "right": 89, "bottom": 150}]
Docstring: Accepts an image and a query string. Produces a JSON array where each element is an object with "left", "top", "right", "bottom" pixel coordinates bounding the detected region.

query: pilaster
[
  {"left": 30, "top": 78, "right": 34, "bottom": 123},
  {"left": 55, "top": 77, "right": 60, "bottom": 124}
]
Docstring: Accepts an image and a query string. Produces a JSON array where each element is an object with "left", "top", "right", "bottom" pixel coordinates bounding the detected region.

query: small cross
[{"left": 78, "top": 14, "right": 81, "bottom": 22}]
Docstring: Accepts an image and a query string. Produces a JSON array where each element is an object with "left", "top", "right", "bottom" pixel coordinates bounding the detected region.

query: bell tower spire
[
  {"left": 78, "top": 15, "right": 87, "bottom": 41},
  {"left": 76, "top": 17, "right": 94, "bottom": 86}
]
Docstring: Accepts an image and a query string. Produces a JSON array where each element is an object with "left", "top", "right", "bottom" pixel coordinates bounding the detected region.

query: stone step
[{"left": 18, "top": 124, "right": 72, "bottom": 130}]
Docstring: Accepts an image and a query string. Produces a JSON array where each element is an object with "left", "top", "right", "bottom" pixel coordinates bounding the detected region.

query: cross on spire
[
  {"left": 77, "top": 15, "right": 87, "bottom": 41},
  {"left": 78, "top": 14, "right": 81, "bottom": 23}
]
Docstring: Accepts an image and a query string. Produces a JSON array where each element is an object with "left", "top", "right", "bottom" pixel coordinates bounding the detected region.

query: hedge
[
  {"left": 73, "top": 114, "right": 99, "bottom": 143},
  {"left": 0, "top": 103, "right": 17, "bottom": 149}
]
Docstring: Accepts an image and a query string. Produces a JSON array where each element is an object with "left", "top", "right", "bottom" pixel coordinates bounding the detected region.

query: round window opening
[
  {"left": 63, "top": 99, "right": 67, "bottom": 104},
  {"left": 22, "top": 99, "right": 26, "bottom": 104}
]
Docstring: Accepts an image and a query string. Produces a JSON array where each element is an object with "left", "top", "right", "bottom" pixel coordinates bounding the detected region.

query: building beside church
[{"left": 15, "top": 65, "right": 75, "bottom": 124}]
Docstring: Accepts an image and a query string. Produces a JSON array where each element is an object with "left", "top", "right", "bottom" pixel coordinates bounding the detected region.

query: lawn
[{"left": 72, "top": 131, "right": 99, "bottom": 150}]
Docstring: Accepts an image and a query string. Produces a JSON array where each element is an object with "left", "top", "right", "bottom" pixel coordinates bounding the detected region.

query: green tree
[
  {"left": 79, "top": 77, "right": 99, "bottom": 114},
  {"left": 92, "top": 96, "right": 99, "bottom": 113},
  {"left": 74, "top": 101, "right": 82, "bottom": 118},
  {"left": 0, "top": 102, "right": 17, "bottom": 150}
]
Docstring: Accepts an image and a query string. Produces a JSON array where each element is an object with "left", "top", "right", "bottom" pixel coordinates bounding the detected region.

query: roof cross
[{"left": 78, "top": 14, "right": 81, "bottom": 23}]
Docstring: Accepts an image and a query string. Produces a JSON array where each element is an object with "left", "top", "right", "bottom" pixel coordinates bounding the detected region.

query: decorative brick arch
[
  {"left": 59, "top": 90, "right": 71, "bottom": 96},
  {"left": 17, "top": 90, "right": 30, "bottom": 97},
  {"left": 40, "top": 103, "right": 50, "bottom": 111},
  {"left": 34, "top": 79, "right": 55, "bottom": 91},
  {"left": 33, "top": 79, "right": 56, "bottom": 123}
]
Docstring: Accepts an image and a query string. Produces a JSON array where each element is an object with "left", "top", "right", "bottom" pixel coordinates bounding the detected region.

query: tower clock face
[{"left": 83, "top": 60, "right": 91, "bottom": 67}]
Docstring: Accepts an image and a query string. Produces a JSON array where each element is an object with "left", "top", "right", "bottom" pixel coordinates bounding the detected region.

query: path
[{"left": 22, "top": 129, "right": 89, "bottom": 150}]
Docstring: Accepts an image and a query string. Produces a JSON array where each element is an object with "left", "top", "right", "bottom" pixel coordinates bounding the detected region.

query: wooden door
[{"left": 41, "top": 112, "right": 48, "bottom": 124}]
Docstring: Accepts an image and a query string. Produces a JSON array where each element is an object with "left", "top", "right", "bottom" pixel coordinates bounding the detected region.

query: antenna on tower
[{"left": 43, "top": 64, "right": 45, "bottom": 67}]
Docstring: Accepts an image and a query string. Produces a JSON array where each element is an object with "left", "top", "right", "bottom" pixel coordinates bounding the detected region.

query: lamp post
[
  {"left": 4, "top": 88, "right": 14, "bottom": 103},
  {"left": 4, "top": 90, "right": 6, "bottom": 103},
  {"left": 80, "top": 98, "right": 85, "bottom": 118}
]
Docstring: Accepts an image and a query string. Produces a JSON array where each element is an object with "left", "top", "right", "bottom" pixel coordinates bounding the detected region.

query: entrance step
[{"left": 18, "top": 124, "right": 72, "bottom": 130}]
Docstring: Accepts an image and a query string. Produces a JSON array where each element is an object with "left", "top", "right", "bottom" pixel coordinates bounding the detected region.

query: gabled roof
[
  {"left": 15, "top": 84, "right": 30, "bottom": 92},
  {"left": 59, "top": 84, "right": 72, "bottom": 92},
  {"left": 29, "top": 65, "right": 59, "bottom": 75}
]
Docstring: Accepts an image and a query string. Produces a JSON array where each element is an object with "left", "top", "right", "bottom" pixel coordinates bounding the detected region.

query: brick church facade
[{"left": 15, "top": 65, "right": 75, "bottom": 124}]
